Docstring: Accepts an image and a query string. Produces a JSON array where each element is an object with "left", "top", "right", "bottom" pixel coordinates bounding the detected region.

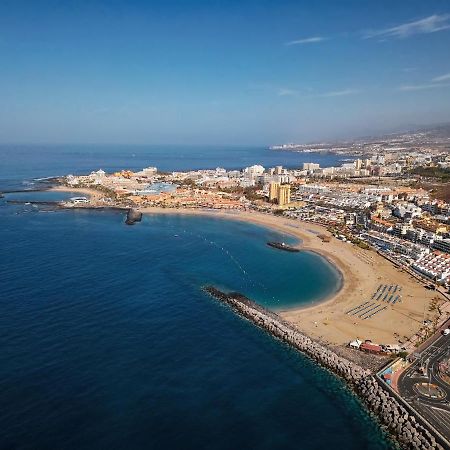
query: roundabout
[{"left": 413, "top": 382, "right": 447, "bottom": 400}]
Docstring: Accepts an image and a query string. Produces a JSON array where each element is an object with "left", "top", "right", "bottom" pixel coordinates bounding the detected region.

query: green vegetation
[
  {"left": 220, "top": 184, "right": 264, "bottom": 200},
  {"left": 178, "top": 178, "right": 197, "bottom": 187},
  {"left": 243, "top": 185, "right": 264, "bottom": 200},
  {"left": 409, "top": 166, "right": 450, "bottom": 182},
  {"left": 355, "top": 240, "right": 370, "bottom": 250}
]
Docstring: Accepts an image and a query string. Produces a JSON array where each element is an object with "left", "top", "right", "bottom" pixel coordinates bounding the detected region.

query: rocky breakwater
[
  {"left": 204, "top": 286, "right": 446, "bottom": 450},
  {"left": 125, "top": 208, "right": 143, "bottom": 225}
]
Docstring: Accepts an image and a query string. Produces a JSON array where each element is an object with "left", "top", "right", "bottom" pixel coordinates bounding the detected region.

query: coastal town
[
  {"left": 4, "top": 1, "right": 450, "bottom": 449},
  {"left": 63, "top": 145, "right": 450, "bottom": 290},
  {"left": 61, "top": 143, "right": 450, "bottom": 296},
  {"left": 48, "top": 138, "right": 450, "bottom": 445}
]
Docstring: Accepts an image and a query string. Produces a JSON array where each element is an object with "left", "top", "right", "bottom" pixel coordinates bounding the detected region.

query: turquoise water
[
  {"left": 0, "top": 146, "right": 393, "bottom": 449},
  {"left": 142, "top": 213, "right": 342, "bottom": 309}
]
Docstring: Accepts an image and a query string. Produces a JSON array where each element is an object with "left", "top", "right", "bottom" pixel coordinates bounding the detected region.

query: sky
[{"left": 1, "top": 0, "right": 450, "bottom": 145}]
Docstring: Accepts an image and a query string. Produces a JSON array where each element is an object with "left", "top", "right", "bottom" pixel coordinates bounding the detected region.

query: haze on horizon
[{"left": 1, "top": 0, "right": 450, "bottom": 146}]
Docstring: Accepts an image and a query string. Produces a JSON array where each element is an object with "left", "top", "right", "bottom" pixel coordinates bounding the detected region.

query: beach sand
[
  {"left": 51, "top": 185, "right": 105, "bottom": 202},
  {"left": 138, "top": 207, "right": 440, "bottom": 347},
  {"left": 51, "top": 185, "right": 441, "bottom": 347}
]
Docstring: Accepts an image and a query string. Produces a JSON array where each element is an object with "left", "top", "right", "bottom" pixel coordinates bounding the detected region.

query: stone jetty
[
  {"left": 125, "top": 208, "right": 142, "bottom": 225},
  {"left": 204, "top": 286, "right": 446, "bottom": 450}
]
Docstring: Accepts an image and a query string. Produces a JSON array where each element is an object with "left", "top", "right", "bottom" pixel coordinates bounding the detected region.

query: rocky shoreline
[
  {"left": 2, "top": 191, "right": 142, "bottom": 227},
  {"left": 204, "top": 286, "right": 447, "bottom": 450},
  {"left": 125, "top": 208, "right": 143, "bottom": 225}
]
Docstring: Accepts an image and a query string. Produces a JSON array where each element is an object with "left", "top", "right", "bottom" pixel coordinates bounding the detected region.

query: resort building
[
  {"left": 412, "top": 252, "right": 450, "bottom": 284},
  {"left": 268, "top": 182, "right": 291, "bottom": 206},
  {"left": 269, "top": 182, "right": 280, "bottom": 202},
  {"left": 433, "top": 238, "right": 450, "bottom": 254},
  {"left": 278, "top": 184, "right": 291, "bottom": 206},
  {"left": 303, "top": 162, "right": 320, "bottom": 172}
]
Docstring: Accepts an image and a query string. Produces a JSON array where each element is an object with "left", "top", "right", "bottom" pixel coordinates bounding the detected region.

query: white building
[
  {"left": 303, "top": 162, "right": 320, "bottom": 172},
  {"left": 412, "top": 252, "right": 450, "bottom": 284},
  {"left": 244, "top": 165, "right": 265, "bottom": 177},
  {"left": 140, "top": 167, "right": 157, "bottom": 176}
]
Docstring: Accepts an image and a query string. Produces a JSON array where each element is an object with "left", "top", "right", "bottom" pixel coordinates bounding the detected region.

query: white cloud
[
  {"left": 432, "top": 72, "right": 450, "bottom": 82},
  {"left": 277, "top": 87, "right": 361, "bottom": 98},
  {"left": 319, "top": 88, "right": 361, "bottom": 97},
  {"left": 399, "top": 83, "right": 450, "bottom": 91},
  {"left": 399, "top": 71, "right": 450, "bottom": 91},
  {"left": 365, "top": 14, "right": 450, "bottom": 39},
  {"left": 277, "top": 87, "right": 360, "bottom": 98},
  {"left": 277, "top": 88, "right": 298, "bottom": 97},
  {"left": 285, "top": 36, "right": 326, "bottom": 46},
  {"left": 251, "top": 82, "right": 361, "bottom": 99}
]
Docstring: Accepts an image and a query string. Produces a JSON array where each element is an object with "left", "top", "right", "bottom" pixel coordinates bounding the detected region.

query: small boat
[{"left": 267, "top": 242, "right": 300, "bottom": 252}]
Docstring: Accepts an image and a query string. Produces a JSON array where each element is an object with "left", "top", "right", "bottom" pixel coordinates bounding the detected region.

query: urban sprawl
[
  {"left": 56, "top": 133, "right": 450, "bottom": 443},
  {"left": 65, "top": 147, "right": 450, "bottom": 289}
]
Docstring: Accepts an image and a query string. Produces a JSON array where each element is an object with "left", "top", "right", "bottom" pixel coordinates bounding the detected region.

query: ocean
[
  {"left": 0, "top": 145, "right": 394, "bottom": 449},
  {"left": 0, "top": 144, "right": 350, "bottom": 191}
]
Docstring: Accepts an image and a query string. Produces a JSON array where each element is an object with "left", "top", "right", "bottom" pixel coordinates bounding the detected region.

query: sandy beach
[
  {"left": 138, "top": 207, "right": 441, "bottom": 347},
  {"left": 125, "top": 206, "right": 439, "bottom": 347},
  {"left": 51, "top": 185, "right": 106, "bottom": 203},
  {"left": 52, "top": 185, "right": 441, "bottom": 347}
]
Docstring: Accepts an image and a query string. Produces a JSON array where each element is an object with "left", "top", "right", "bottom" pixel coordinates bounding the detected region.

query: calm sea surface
[
  {"left": 0, "top": 145, "right": 393, "bottom": 449},
  {"left": 0, "top": 144, "right": 351, "bottom": 191}
]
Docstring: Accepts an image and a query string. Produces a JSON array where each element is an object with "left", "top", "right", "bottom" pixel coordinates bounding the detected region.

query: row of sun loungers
[
  {"left": 371, "top": 284, "right": 402, "bottom": 302},
  {"left": 363, "top": 305, "right": 387, "bottom": 320},
  {"left": 346, "top": 301, "right": 388, "bottom": 319},
  {"left": 346, "top": 302, "right": 374, "bottom": 316},
  {"left": 358, "top": 303, "right": 380, "bottom": 318},
  {"left": 347, "top": 284, "right": 402, "bottom": 320}
]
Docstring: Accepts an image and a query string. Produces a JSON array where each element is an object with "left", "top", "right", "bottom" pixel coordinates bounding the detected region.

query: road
[{"left": 398, "top": 333, "right": 450, "bottom": 442}]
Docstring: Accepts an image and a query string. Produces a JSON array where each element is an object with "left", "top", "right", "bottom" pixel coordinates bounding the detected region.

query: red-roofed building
[{"left": 360, "top": 343, "right": 382, "bottom": 354}]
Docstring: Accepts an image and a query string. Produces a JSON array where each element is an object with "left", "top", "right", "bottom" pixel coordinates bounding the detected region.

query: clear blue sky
[{"left": 1, "top": 0, "right": 450, "bottom": 145}]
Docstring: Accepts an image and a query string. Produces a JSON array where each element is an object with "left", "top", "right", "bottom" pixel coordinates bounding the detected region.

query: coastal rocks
[
  {"left": 125, "top": 208, "right": 142, "bottom": 225},
  {"left": 203, "top": 286, "right": 446, "bottom": 450}
]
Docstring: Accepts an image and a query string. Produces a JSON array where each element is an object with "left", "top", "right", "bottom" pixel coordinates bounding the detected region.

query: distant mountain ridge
[{"left": 271, "top": 122, "right": 450, "bottom": 151}]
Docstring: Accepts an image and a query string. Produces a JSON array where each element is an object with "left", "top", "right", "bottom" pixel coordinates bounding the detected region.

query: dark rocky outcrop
[
  {"left": 204, "top": 286, "right": 446, "bottom": 450},
  {"left": 125, "top": 208, "right": 142, "bottom": 225}
]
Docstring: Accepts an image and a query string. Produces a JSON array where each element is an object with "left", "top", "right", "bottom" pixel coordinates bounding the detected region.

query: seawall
[{"left": 204, "top": 286, "right": 446, "bottom": 450}]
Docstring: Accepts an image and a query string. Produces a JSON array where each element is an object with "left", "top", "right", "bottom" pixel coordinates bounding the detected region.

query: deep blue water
[{"left": 0, "top": 146, "right": 393, "bottom": 450}]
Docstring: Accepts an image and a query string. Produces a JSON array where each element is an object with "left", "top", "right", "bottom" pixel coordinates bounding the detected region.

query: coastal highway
[{"left": 398, "top": 333, "right": 450, "bottom": 441}]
